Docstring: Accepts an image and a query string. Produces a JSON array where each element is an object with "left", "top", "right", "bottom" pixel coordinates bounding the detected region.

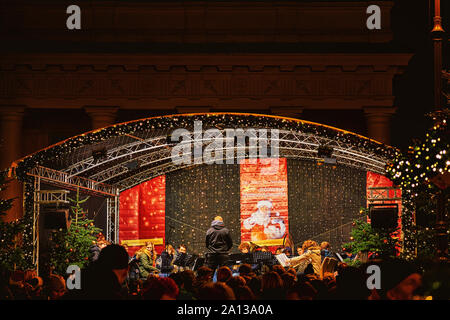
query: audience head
[
  {"left": 261, "top": 271, "right": 283, "bottom": 291},
  {"left": 142, "top": 276, "right": 179, "bottom": 300},
  {"left": 197, "top": 282, "right": 235, "bottom": 300},
  {"left": 272, "top": 265, "right": 285, "bottom": 276},
  {"left": 286, "top": 268, "right": 297, "bottom": 277},
  {"left": 287, "top": 281, "right": 317, "bottom": 300},
  {"left": 196, "top": 266, "right": 213, "bottom": 281},
  {"left": 234, "top": 285, "right": 255, "bottom": 300},
  {"left": 238, "top": 264, "right": 252, "bottom": 276},
  {"left": 97, "top": 244, "right": 130, "bottom": 285},
  {"left": 246, "top": 275, "right": 262, "bottom": 297},
  {"left": 281, "top": 272, "right": 296, "bottom": 290},
  {"left": 226, "top": 275, "right": 246, "bottom": 290},
  {"left": 217, "top": 266, "right": 232, "bottom": 283},
  {"left": 180, "top": 270, "right": 195, "bottom": 291},
  {"left": 46, "top": 274, "right": 66, "bottom": 300},
  {"left": 376, "top": 259, "right": 423, "bottom": 300},
  {"left": 335, "top": 265, "right": 370, "bottom": 300},
  {"left": 169, "top": 272, "right": 184, "bottom": 289}
]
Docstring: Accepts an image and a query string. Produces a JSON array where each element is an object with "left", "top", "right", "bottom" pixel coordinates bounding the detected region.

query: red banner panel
[
  {"left": 240, "top": 158, "right": 289, "bottom": 244},
  {"left": 366, "top": 171, "right": 402, "bottom": 223},
  {"left": 119, "top": 175, "right": 166, "bottom": 255},
  {"left": 366, "top": 171, "right": 402, "bottom": 252}
]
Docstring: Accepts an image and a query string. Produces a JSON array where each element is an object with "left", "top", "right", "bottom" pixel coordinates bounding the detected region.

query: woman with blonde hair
[
  {"left": 287, "top": 240, "right": 322, "bottom": 275},
  {"left": 136, "top": 242, "right": 159, "bottom": 279}
]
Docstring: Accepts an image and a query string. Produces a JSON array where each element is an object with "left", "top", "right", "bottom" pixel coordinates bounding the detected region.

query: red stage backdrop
[
  {"left": 366, "top": 171, "right": 402, "bottom": 248},
  {"left": 240, "top": 158, "right": 289, "bottom": 245},
  {"left": 119, "top": 175, "right": 166, "bottom": 255}
]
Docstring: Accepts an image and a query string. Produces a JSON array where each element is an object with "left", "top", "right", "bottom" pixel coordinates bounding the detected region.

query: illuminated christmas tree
[
  {"left": 343, "top": 208, "right": 399, "bottom": 265},
  {"left": 49, "top": 189, "right": 102, "bottom": 275},
  {"left": 386, "top": 109, "right": 449, "bottom": 260},
  {"left": 0, "top": 171, "right": 25, "bottom": 271}
]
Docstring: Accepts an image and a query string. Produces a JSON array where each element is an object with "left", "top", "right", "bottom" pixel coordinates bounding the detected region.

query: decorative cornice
[{"left": 0, "top": 53, "right": 412, "bottom": 72}]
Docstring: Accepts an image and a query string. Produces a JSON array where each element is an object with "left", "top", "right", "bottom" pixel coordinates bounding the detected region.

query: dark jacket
[
  {"left": 159, "top": 251, "right": 175, "bottom": 273},
  {"left": 63, "top": 264, "right": 124, "bottom": 300},
  {"left": 205, "top": 220, "right": 233, "bottom": 254}
]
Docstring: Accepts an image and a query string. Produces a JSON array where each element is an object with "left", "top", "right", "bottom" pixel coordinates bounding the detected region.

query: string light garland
[
  {"left": 0, "top": 171, "right": 29, "bottom": 270},
  {"left": 12, "top": 113, "right": 396, "bottom": 268},
  {"left": 13, "top": 113, "right": 396, "bottom": 179},
  {"left": 386, "top": 109, "right": 449, "bottom": 260}
]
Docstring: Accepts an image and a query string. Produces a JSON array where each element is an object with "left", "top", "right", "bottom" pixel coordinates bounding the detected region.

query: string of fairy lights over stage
[{"left": 13, "top": 113, "right": 396, "bottom": 180}]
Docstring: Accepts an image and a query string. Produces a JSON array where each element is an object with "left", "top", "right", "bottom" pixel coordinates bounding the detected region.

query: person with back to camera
[{"left": 205, "top": 216, "right": 233, "bottom": 272}]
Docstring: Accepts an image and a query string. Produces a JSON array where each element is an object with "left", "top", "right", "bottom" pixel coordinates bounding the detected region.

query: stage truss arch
[{"left": 12, "top": 113, "right": 396, "bottom": 268}]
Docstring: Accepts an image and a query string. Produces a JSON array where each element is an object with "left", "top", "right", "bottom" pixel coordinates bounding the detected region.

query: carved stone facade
[{"left": 0, "top": 1, "right": 413, "bottom": 220}]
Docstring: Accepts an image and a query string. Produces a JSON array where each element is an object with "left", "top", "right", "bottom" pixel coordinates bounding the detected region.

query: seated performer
[
  {"left": 320, "top": 241, "right": 336, "bottom": 261},
  {"left": 286, "top": 240, "right": 321, "bottom": 275},
  {"left": 158, "top": 244, "right": 176, "bottom": 277},
  {"left": 136, "top": 242, "right": 159, "bottom": 280},
  {"left": 173, "top": 244, "right": 189, "bottom": 272},
  {"left": 238, "top": 242, "right": 250, "bottom": 254}
]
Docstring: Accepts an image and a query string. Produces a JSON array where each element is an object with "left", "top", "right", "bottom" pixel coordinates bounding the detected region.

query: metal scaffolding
[
  {"left": 32, "top": 187, "right": 71, "bottom": 274},
  {"left": 16, "top": 113, "right": 394, "bottom": 270},
  {"left": 58, "top": 129, "right": 388, "bottom": 191},
  {"left": 106, "top": 196, "right": 120, "bottom": 243}
]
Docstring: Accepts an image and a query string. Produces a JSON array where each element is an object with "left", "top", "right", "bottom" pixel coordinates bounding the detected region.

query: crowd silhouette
[{"left": 1, "top": 242, "right": 444, "bottom": 300}]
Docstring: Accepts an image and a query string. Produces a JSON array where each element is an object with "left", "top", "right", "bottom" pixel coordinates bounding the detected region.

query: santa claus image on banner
[{"left": 243, "top": 200, "right": 286, "bottom": 241}]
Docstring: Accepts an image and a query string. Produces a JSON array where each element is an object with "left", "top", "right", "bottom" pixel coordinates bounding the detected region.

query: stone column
[
  {"left": 84, "top": 106, "right": 119, "bottom": 130},
  {"left": 0, "top": 106, "right": 25, "bottom": 221},
  {"left": 363, "top": 107, "right": 396, "bottom": 145}
]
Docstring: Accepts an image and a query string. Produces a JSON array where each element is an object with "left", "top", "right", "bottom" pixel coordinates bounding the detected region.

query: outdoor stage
[{"left": 11, "top": 113, "right": 401, "bottom": 270}]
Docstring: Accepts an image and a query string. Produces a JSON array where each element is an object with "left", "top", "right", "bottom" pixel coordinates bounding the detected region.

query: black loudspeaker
[
  {"left": 369, "top": 205, "right": 398, "bottom": 229},
  {"left": 43, "top": 209, "right": 70, "bottom": 230}
]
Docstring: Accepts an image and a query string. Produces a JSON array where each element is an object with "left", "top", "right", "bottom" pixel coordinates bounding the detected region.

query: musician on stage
[
  {"left": 136, "top": 242, "right": 159, "bottom": 280},
  {"left": 173, "top": 244, "right": 189, "bottom": 272},
  {"left": 286, "top": 240, "right": 321, "bottom": 275},
  {"left": 238, "top": 242, "right": 250, "bottom": 254},
  {"left": 157, "top": 244, "right": 176, "bottom": 276},
  {"left": 205, "top": 216, "right": 233, "bottom": 272}
]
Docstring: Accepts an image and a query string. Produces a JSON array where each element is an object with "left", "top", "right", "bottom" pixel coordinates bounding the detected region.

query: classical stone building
[{"left": 0, "top": 1, "right": 413, "bottom": 220}]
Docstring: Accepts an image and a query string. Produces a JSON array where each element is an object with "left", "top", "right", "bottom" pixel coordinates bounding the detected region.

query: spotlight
[
  {"left": 124, "top": 160, "right": 139, "bottom": 171},
  {"left": 317, "top": 145, "right": 333, "bottom": 158},
  {"left": 92, "top": 148, "right": 107, "bottom": 162},
  {"left": 317, "top": 145, "right": 336, "bottom": 166}
]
